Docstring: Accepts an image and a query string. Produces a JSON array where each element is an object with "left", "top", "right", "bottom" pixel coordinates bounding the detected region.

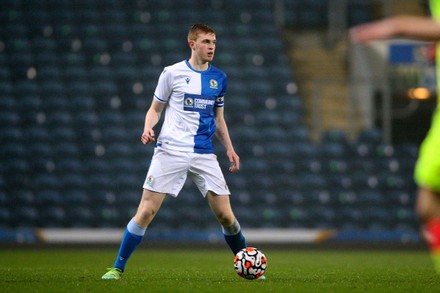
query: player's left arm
[{"left": 215, "top": 106, "right": 240, "bottom": 172}]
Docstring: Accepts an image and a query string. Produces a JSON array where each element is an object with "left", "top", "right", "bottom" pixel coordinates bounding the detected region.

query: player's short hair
[{"left": 188, "top": 24, "right": 216, "bottom": 41}]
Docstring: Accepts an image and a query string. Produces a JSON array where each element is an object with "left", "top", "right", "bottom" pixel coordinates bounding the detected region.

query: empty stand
[{"left": 0, "top": 0, "right": 419, "bottom": 233}]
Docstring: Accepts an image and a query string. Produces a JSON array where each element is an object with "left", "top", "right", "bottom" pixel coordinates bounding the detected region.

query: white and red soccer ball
[{"left": 233, "top": 247, "right": 267, "bottom": 280}]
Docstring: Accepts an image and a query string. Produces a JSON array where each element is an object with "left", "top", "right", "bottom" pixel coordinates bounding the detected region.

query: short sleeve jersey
[{"left": 153, "top": 60, "right": 227, "bottom": 154}]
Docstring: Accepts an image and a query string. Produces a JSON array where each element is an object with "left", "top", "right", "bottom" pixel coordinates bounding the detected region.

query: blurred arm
[
  {"left": 350, "top": 16, "right": 440, "bottom": 44},
  {"left": 141, "top": 99, "right": 166, "bottom": 145},
  {"left": 215, "top": 106, "right": 240, "bottom": 172}
]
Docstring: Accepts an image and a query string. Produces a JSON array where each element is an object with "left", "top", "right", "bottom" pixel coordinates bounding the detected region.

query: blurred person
[
  {"left": 102, "top": 24, "right": 251, "bottom": 280},
  {"left": 350, "top": 0, "right": 440, "bottom": 273}
]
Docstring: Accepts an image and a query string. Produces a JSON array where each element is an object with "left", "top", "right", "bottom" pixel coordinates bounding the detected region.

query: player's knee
[
  {"left": 216, "top": 212, "right": 235, "bottom": 227},
  {"left": 136, "top": 206, "right": 158, "bottom": 223},
  {"left": 416, "top": 204, "right": 429, "bottom": 222},
  {"left": 415, "top": 187, "right": 440, "bottom": 221},
  {"left": 416, "top": 202, "right": 439, "bottom": 222}
]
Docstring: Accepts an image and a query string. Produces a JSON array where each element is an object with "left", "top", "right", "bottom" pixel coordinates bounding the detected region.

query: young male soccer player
[
  {"left": 102, "top": 24, "right": 250, "bottom": 280},
  {"left": 350, "top": 0, "right": 440, "bottom": 273}
]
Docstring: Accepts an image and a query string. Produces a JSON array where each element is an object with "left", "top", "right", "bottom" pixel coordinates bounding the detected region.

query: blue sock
[
  {"left": 224, "top": 231, "right": 247, "bottom": 255},
  {"left": 222, "top": 219, "right": 247, "bottom": 255},
  {"left": 113, "top": 219, "right": 146, "bottom": 271}
]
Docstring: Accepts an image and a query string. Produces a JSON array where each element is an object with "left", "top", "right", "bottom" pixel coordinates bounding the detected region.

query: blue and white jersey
[{"left": 153, "top": 60, "right": 227, "bottom": 154}]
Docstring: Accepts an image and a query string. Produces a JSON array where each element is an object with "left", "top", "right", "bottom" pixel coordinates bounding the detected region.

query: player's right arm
[
  {"left": 350, "top": 16, "right": 440, "bottom": 44},
  {"left": 141, "top": 67, "right": 172, "bottom": 145},
  {"left": 141, "top": 99, "right": 166, "bottom": 145}
]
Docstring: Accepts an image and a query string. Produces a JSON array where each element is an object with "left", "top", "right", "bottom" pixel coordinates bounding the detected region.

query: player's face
[{"left": 192, "top": 32, "right": 216, "bottom": 62}]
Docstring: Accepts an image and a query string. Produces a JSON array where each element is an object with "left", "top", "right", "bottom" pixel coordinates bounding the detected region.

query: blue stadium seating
[{"left": 0, "top": 0, "right": 419, "bottom": 233}]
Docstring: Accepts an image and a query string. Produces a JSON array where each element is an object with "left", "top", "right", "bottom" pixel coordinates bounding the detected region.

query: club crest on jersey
[
  {"left": 184, "top": 97, "right": 194, "bottom": 106},
  {"left": 146, "top": 176, "right": 154, "bottom": 186},
  {"left": 209, "top": 79, "right": 218, "bottom": 89}
]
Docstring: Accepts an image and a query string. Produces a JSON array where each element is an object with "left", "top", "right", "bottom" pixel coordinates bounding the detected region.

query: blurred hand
[
  {"left": 227, "top": 149, "right": 240, "bottom": 172},
  {"left": 141, "top": 129, "right": 155, "bottom": 144}
]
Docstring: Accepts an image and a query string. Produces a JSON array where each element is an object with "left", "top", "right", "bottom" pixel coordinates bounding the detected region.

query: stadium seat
[
  {"left": 26, "top": 142, "right": 51, "bottom": 159},
  {"left": 3, "top": 22, "right": 27, "bottom": 38},
  {"left": 64, "top": 65, "right": 88, "bottom": 82},
  {"left": 290, "top": 141, "right": 319, "bottom": 159},
  {"left": 63, "top": 190, "right": 89, "bottom": 207},
  {"left": 73, "top": 111, "right": 99, "bottom": 128},
  {"left": 39, "top": 206, "right": 66, "bottom": 226},
  {"left": 66, "top": 206, "right": 96, "bottom": 227},
  {"left": 51, "top": 126, "right": 76, "bottom": 142},
  {"left": 378, "top": 172, "right": 408, "bottom": 191},
  {"left": 13, "top": 80, "right": 38, "bottom": 98},
  {"left": 86, "top": 157, "right": 111, "bottom": 174},
  {"left": 8, "top": 51, "right": 33, "bottom": 75},
  {"left": 46, "top": 111, "right": 73, "bottom": 128},
  {"left": 357, "top": 127, "right": 382, "bottom": 144},
  {"left": 0, "top": 127, "right": 22, "bottom": 145},
  {"left": 263, "top": 142, "right": 293, "bottom": 159},
  {"left": 35, "top": 52, "right": 59, "bottom": 69},
  {"left": 96, "top": 205, "right": 123, "bottom": 227},
  {"left": 241, "top": 158, "right": 270, "bottom": 174},
  {"left": 0, "top": 80, "right": 14, "bottom": 96},
  {"left": 92, "top": 80, "right": 118, "bottom": 97},
  {"left": 116, "top": 189, "right": 142, "bottom": 207},
  {"left": 67, "top": 81, "right": 92, "bottom": 97},
  {"left": 233, "top": 206, "right": 261, "bottom": 228},
  {"left": 36, "top": 189, "right": 63, "bottom": 206},
  {"left": 395, "top": 142, "right": 419, "bottom": 158},
  {"left": 287, "top": 125, "right": 310, "bottom": 142},
  {"left": 297, "top": 173, "right": 327, "bottom": 190},
  {"left": 357, "top": 190, "right": 386, "bottom": 206},
  {"left": 318, "top": 142, "right": 347, "bottom": 159},
  {"left": 314, "top": 206, "right": 340, "bottom": 228},
  {"left": 3, "top": 152, "right": 28, "bottom": 170},
  {"left": 287, "top": 207, "right": 314, "bottom": 228},
  {"left": 14, "top": 207, "right": 39, "bottom": 228},
  {"left": 0, "top": 111, "right": 20, "bottom": 128},
  {"left": 87, "top": 171, "right": 115, "bottom": 191},
  {"left": 0, "top": 207, "right": 12, "bottom": 227},
  {"left": 40, "top": 82, "right": 65, "bottom": 99},
  {"left": 36, "top": 66, "right": 62, "bottom": 84},
  {"left": 101, "top": 128, "right": 130, "bottom": 144},
  {"left": 62, "top": 173, "right": 89, "bottom": 190}
]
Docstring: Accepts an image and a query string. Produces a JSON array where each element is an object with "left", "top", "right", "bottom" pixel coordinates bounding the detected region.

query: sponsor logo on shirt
[{"left": 183, "top": 94, "right": 215, "bottom": 113}]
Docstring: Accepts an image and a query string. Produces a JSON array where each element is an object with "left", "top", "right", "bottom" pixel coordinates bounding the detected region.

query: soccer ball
[{"left": 233, "top": 247, "right": 267, "bottom": 280}]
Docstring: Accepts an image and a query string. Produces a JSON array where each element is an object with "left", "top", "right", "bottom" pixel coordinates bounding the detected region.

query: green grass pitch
[{"left": 0, "top": 247, "right": 438, "bottom": 292}]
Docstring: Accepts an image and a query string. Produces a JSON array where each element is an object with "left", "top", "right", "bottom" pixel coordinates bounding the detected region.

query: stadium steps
[
  {"left": 283, "top": 29, "right": 364, "bottom": 141},
  {"left": 386, "top": 0, "right": 426, "bottom": 16}
]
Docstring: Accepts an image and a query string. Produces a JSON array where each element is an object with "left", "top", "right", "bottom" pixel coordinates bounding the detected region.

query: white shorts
[{"left": 143, "top": 147, "right": 230, "bottom": 197}]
